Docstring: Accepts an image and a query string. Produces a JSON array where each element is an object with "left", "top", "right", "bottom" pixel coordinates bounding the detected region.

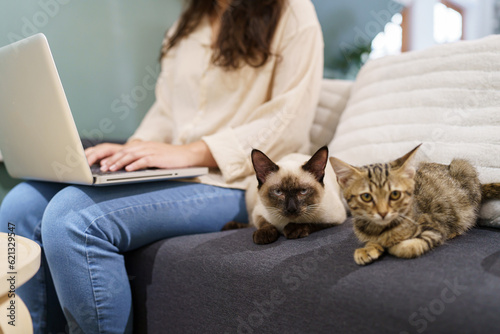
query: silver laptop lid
[{"left": 0, "top": 34, "right": 93, "bottom": 185}]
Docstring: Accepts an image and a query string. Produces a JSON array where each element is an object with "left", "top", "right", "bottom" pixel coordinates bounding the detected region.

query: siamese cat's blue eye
[
  {"left": 272, "top": 189, "right": 283, "bottom": 196},
  {"left": 299, "top": 189, "right": 309, "bottom": 195}
]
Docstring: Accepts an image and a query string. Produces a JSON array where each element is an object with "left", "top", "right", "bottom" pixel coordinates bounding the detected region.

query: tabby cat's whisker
[{"left": 400, "top": 214, "right": 418, "bottom": 225}]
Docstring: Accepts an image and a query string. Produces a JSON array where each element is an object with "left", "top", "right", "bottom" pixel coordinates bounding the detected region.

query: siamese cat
[{"left": 224, "top": 146, "right": 346, "bottom": 244}]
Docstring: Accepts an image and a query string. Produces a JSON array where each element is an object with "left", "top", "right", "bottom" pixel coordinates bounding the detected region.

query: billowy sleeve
[
  {"left": 128, "top": 99, "right": 174, "bottom": 143},
  {"left": 202, "top": 3, "right": 324, "bottom": 183}
]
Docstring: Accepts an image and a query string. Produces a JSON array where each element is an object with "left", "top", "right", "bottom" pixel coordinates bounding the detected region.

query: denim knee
[
  {"left": 40, "top": 186, "right": 94, "bottom": 257},
  {"left": 0, "top": 182, "right": 53, "bottom": 238},
  {"left": 0, "top": 184, "right": 27, "bottom": 230}
]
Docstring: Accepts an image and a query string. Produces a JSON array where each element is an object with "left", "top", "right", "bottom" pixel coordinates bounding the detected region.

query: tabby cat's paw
[
  {"left": 388, "top": 239, "right": 428, "bottom": 258},
  {"left": 354, "top": 244, "right": 383, "bottom": 266},
  {"left": 283, "top": 223, "right": 310, "bottom": 239},
  {"left": 253, "top": 226, "right": 279, "bottom": 244}
]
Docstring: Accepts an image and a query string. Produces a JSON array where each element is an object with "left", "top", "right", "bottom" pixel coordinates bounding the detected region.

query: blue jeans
[{"left": 0, "top": 181, "right": 247, "bottom": 334}]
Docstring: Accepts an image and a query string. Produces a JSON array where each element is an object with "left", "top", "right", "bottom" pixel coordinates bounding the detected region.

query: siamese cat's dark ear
[
  {"left": 302, "top": 146, "right": 329, "bottom": 184},
  {"left": 251, "top": 149, "right": 279, "bottom": 186},
  {"left": 329, "top": 156, "right": 360, "bottom": 189}
]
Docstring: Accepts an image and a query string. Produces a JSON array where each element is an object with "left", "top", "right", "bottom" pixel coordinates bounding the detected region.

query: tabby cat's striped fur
[{"left": 330, "top": 145, "right": 500, "bottom": 265}]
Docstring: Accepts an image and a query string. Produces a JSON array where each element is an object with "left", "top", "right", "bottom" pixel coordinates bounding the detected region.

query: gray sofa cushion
[{"left": 126, "top": 220, "right": 500, "bottom": 334}]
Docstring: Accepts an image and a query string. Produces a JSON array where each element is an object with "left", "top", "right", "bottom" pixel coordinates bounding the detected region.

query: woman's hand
[
  {"left": 85, "top": 140, "right": 217, "bottom": 172},
  {"left": 85, "top": 143, "right": 125, "bottom": 167}
]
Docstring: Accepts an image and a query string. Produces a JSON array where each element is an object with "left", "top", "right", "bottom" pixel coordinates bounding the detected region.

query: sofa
[{"left": 125, "top": 35, "right": 500, "bottom": 333}]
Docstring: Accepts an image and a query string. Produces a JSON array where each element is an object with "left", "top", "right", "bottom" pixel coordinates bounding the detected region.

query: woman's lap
[
  {"left": 2, "top": 179, "right": 247, "bottom": 250},
  {"left": 41, "top": 179, "right": 247, "bottom": 250},
  {"left": 0, "top": 180, "right": 247, "bottom": 333}
]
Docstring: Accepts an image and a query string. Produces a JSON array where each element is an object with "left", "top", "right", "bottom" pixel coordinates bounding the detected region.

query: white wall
[
  {"left": 408, "top": 0, "right": 436, "bottom": 51},
  {"left": 407, "top": 0, "right": 496, "bottom": 51},
  {"left": 462, "top": 0, "right": 496, "bottom": 39}
]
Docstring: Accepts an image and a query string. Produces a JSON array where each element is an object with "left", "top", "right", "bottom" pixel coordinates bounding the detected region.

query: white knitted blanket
[{"left": 328, "top": 35, "right": 500, "bottom": 227}]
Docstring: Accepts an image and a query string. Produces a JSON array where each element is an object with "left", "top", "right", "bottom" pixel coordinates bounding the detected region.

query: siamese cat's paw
[
  {"left": 253, "top": 222, "right": 279, "bottom": 244},
  {"left": 283, "top": 223, "right": 311, "bottom": 239}
]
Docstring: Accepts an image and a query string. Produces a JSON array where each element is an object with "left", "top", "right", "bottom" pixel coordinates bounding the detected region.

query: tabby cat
[
  {"left": 225, "top": 146, "right": 346, "bottom": 244},
  {"left": 330, "top": 144, "right": 500, "bottom": 265}
]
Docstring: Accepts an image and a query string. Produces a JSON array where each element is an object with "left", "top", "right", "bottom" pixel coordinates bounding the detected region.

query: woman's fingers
[
  {"left": 100, "top": 143, "right": 154, "bottom": 171},
  {"left": 94, "top": 141, "right": 195, "bottom": 172},
  {"left": 124, "top": 156, "right": 154, "bottom": 172},
  {"left": 85, "top": 143, "right": 124, "bottom": 166},
  {"left": 105, "top": 150, "right": 145, "bottom": 172}
]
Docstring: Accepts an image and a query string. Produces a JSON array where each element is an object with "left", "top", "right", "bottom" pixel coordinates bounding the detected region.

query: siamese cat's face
[{"left": 251, "top": 147, "right": 328, "bottom": 220}]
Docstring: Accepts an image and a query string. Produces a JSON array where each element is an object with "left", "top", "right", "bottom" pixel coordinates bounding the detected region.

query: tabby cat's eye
[
  {"left": 360, "top": 193, "right": 372, "bottom": 202},
  {"left": 272, "top": 189, "right": 283, "bottom": 196},
  {"left": 390, "top": 190, "right": 401, "bottom": 201}
]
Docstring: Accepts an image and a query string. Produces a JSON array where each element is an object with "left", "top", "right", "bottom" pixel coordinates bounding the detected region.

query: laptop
[{"left": 0, "top": 33, "right": 208, "bottom": 186}]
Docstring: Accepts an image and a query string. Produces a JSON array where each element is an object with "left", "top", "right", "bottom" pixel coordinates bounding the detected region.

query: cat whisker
[
  {"left": 265, "top": 206, "right": 284, "bottom": 220},
  {"left": 301, "top": 210, "right": 319, "bottom": 221},
  {"left": 264, "top": 205, "right": 279, "bottom": 212},
  {"left": 306, "top": 204, "right": 321, "bottom": 213},
  {"left": 399, "top": 214, "right": 418, "bottom": 225}
]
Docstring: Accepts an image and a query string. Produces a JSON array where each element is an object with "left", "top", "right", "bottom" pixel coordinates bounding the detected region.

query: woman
[{"left": 0, "top": 0, "right": 323, "bottom": 332}]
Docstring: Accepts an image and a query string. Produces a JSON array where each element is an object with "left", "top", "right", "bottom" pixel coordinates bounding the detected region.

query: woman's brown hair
[{"left": 160, "top": 0, "right": 286, "bottom": 70}]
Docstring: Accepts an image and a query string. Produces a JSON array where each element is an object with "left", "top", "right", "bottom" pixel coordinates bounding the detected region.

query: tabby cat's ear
[
  {"left": 329, "top": 157, "right": 360, "bottom": 189},
  {"left": 390, "top": 144, "right": 421, "bottom": 178},
  {"left": 251, "top": 149, "right": 279, "bottom": 186},
  {"left": 302, "top": 146, "right": 329, "bottom": 184}
]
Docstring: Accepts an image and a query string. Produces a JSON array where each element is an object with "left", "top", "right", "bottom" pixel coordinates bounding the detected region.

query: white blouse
[{"left": 129, "top": 0, "right": 324, "bottom": 189}]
